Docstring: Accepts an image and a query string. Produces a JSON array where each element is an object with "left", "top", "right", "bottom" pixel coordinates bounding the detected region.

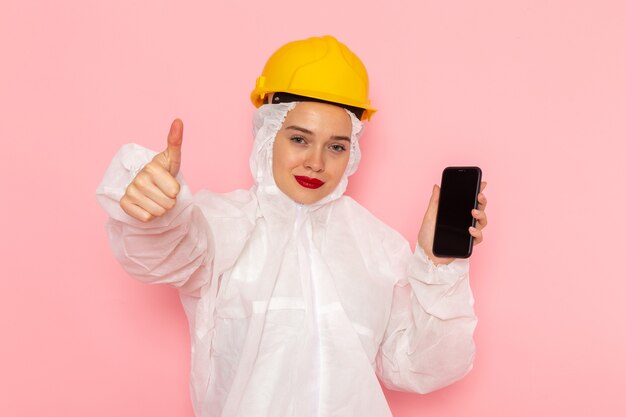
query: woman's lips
[{"left": 294, "top": 175, "right": 325, "bottom": 189}]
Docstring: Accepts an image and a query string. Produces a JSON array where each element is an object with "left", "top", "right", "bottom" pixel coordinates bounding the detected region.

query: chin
[
  {"left": 288, "top": 189, "right": 326, "bottom": 205},
  {"left": 276, "top": 180, "right": 333, "bottom": 205},
  {"left": 293, "top": 195, "right": 321, "bottom": 205}
]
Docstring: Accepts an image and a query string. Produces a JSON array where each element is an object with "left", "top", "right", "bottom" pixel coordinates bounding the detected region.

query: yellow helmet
[{"left": 251, "top": 35, "right": 376, "bottom": 120}]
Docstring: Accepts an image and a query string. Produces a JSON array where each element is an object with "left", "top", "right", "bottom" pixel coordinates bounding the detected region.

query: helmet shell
[{"left": 251, "top": 36, "right": 376, "bottom": 120}]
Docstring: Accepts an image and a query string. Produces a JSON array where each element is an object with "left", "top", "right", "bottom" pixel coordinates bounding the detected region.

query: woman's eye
[
  {"left": 290, "top": 136, "right": 306, "bottom": 144},
  {"left": 330, "top": 144, "right": 347, "bottom": 152}
]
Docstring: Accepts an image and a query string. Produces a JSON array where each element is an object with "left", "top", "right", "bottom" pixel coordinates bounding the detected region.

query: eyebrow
[{"left": 285, "top": 125, "right": 351, "bottom": 142}]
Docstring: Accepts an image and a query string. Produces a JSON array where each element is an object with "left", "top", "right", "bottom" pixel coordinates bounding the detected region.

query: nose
[{"left": 304, "top": 147, "right": 324, "bottom": 172}]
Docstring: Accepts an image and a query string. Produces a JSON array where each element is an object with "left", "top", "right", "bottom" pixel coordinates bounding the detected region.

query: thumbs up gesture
[{"left": 120, "top": 119, "right": 184, "bottom": 222}]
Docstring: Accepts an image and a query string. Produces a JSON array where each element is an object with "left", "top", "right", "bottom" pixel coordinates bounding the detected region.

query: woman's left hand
[{"left": 418, "top": 181, "right": 488, "bottom": 265}]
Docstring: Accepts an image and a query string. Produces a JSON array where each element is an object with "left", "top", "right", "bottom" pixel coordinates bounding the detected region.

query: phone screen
[{"left": 432, "top": 167, "right": 482, "bottom": 258}]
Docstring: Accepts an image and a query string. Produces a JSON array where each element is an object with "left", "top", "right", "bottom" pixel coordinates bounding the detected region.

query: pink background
[{"left": 1, "top": 0, "right": 625, "bottom": 416}]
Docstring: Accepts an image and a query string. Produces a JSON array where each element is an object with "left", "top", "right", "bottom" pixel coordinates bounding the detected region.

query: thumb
[
  {"left": 418, "top": 184, "right": 441, "bottom": 254},
  {"left": 163, "top": 118, "right": 183, "bottom": 176},
  {"left": 427, "top": 184, "right": 440, "bottom": 216}
]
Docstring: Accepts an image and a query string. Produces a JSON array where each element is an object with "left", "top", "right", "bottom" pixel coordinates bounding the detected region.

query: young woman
[{"left": 97, "top": 35, "right": 488, "bottom": 417}]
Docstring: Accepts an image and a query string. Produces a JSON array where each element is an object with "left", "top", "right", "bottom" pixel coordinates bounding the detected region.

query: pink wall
[{"left": 2, "top": 1, "right": 625, "bottom": 416}]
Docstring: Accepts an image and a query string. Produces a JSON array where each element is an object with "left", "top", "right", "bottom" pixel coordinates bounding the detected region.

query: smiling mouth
[{"left": 294, "top": 175, "right": 325, "bottom": 189}]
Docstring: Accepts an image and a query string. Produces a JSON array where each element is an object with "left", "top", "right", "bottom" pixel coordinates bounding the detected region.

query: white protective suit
[{"left": 96, "top": 103, "right": 477, "bottom": 417}]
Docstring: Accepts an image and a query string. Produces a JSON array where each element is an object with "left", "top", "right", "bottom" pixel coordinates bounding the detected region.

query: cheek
[
  {"left": 281, "top": 148, "right": 305, "bottom": 169},
  {"left": 329, "top": 154, "right": 350, "bottom": 181},
  {"left": 271, "top": 153, "right": 284, "bottom": 182},
  {"left": 272, "top": 142, "right": 297, "bottom": 178}
]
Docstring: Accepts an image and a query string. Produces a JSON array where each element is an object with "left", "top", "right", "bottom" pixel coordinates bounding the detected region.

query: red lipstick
[{"left": 294, "top": 176, "right": 325, "bottom": 189}]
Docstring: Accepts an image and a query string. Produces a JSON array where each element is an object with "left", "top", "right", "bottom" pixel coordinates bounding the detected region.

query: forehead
[{"left": 282, "top": 102, "right": 352, "bottom": 135}]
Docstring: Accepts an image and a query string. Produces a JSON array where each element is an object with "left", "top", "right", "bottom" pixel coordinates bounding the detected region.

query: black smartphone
[{"left": 432, "top": 166, "right": 482, "bottom": 258}]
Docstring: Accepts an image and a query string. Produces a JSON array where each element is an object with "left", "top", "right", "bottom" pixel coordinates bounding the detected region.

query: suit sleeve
[
  {"left": 95, "top": 143, "right": 214, "bottom": 296},
  {"left": 375, "top": 244, "right": 477, "bottom": 393}
]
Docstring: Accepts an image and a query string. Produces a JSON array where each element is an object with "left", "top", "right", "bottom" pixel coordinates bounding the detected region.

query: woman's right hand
[{"left": 120, "top": 119, "right": 184, "bottom": 222}]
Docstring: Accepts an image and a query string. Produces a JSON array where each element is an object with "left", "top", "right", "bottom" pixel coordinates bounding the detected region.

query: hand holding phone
[{"left": 432, "top": 167, "right": 482, "bottom": 258}]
